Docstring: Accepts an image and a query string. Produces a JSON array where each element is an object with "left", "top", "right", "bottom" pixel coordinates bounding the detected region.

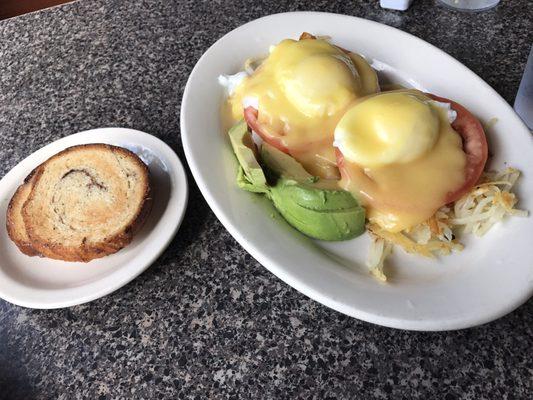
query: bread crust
[
  {"left": 21, "top": 144, "right": 151, "bottom": 262},
  {"left": 6, "top": 168, "right": 40, "bottom": 256}
]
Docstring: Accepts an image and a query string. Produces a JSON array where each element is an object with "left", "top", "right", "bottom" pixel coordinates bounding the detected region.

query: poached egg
[{"left": 334, "top": 91, "right": 467, "bottom": 232}]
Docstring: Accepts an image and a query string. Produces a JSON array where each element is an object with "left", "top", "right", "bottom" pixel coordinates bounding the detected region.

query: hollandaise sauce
[
  {"left": 227, "top": 38, "right": 379, "bottom": 178},
  {"left": 224, "top": 38, "right": 469, "bottom": 234},
  {"left": 335, "top": 91, "right": 467, "bottom": 232}
]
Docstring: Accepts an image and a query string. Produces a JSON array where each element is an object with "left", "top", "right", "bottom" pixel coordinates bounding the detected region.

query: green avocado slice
[
  {"left": 269, "top": 179, "right": 366, "bottom": 241},
  {"left": 260, "top": 142, "right": 313, "bottom": 182},
  {"left": 227, "top": 120, "right": 366, "bottom": 241},
  {"left": 228, "top": 120, "right": 268, "bottom": 193}
]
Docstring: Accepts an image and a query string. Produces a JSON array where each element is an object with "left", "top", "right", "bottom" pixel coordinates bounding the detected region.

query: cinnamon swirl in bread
[{"left": 7, "top": 143, "right": 151, "bottom": 262}]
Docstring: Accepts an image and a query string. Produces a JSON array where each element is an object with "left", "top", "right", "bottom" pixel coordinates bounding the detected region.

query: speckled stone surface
[{"left": 0, "top": 0, "right": 532, "bottom": 399}]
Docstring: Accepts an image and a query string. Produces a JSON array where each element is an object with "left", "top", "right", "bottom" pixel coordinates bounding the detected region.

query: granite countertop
[{"left": 0, "top": 0, "right": 531, "bottom": 399}]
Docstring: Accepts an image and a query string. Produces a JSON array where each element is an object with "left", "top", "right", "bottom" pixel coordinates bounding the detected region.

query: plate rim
[
  {"left": 181, "top": 11, "right": 532, "bottom": 331},
  {"left": 0, "top": 127, "right": 189, "bottom": 309}
]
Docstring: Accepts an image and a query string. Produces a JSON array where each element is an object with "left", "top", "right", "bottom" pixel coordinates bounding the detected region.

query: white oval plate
[
  {"left": 181, "top": 12, "right": 533, "bottom": 331},
  {"left": 0, "top": 128, "right": 188, "bottom": 309}
]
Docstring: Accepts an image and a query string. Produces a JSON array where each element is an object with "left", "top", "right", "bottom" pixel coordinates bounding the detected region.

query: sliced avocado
[
  {"left": 260, "top": 142, "right": 313, "bottom": 182},
  {"left": 260, "top": 142, "right": 341, "bottom": 190},
  {"left": 228, "top": 120, "right": 268, "bottom": 193},
  {"left": 269, "top": 178, "right": 366, "bottom": 241},
  {"left": 227, "top": 120, "right": 366, "bottom": 241}
]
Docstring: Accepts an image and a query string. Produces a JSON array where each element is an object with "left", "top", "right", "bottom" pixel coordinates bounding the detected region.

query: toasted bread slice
[
  {"left": 21, "top": 144, "right": 151, "bottom": 262},
  {"left": 6, "top": 170, "right": 40, "bottom": 256}
]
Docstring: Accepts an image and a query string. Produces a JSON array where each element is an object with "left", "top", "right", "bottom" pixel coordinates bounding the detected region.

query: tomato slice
[
  {"left": 336, "top": 94, "right": 488, "bottom": 206},
  {"left": 243, "top": 106, "right": 289, "bottom": 153},
  {"left": 426, "top": 94, "right": 488, "bottom": 203},
  {"left": 335, "top": 148, "right": 349, "bottom": 181}
]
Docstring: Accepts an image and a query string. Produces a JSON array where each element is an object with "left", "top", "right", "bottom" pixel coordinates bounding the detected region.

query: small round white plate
[
  {"left": 181, "top": 12, "right": 533, "bottom": 330},
  {"left": 0, "top": 128, "right": 188, "bottom": 309}
]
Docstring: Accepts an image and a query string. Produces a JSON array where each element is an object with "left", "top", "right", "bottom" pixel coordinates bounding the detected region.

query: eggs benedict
[
  {"left": 221, "top": 33, "right": 525, "bottom": 281},
  {"left": 226, "top": 35, "right": 379, "bottom": 178},
  {"left": 334, "top": 90, "right": 475, "bottom": 232}
]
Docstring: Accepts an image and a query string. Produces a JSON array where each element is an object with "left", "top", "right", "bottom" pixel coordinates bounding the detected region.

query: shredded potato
[
  {"left": 366, "top": 167, "right": 528, "bottom": 280},
  {"left": 366, "top": 236, "right": 392, "bottom": 282},
  {"left": 451, "top": 168, "right": 527, "bottom": 235}
]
